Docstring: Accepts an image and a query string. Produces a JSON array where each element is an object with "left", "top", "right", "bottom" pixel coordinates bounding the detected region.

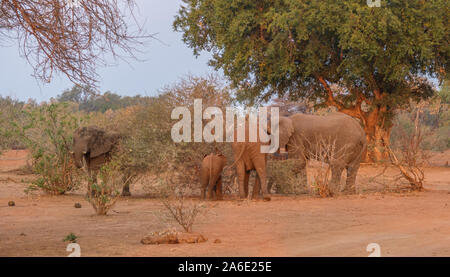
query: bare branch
[{"left": 0, "top": 0, "right": 151, "bottom": 89}]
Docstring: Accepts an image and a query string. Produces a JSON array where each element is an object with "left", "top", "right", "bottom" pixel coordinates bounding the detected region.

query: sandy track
[{"left": 0, "top": 150, "right": 449, "bottom": 257}]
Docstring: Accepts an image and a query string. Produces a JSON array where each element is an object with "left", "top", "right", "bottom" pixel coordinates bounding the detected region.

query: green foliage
[
  {"left": 94, "top": 75, "right": 234, "bottom": 190},
  {"left": 57, "top": 85, "right": 152, "bottom": 113},
  {"left": 54, "top": 75, "right": 234, "bottom": 195},
  {"left": 0, "top": 97, "right": 31, "bottom": 150},
  {"left": 391, "top": 87, "right": 450, "bottom": 151},
  {"left": 12, "top": 102, "right": 86, "bottom": 194},
  {"left": 86, "top": 159, "right": 123, "bottom": 215},
  {"left": 174, "top": 0, "right": 447, "bottom": 112},
  {"left": 63, "top": 233, "right": 78, "bottom": 243},
  {"left": 437, "top": 79, "right": 450, "bottom": 104}
]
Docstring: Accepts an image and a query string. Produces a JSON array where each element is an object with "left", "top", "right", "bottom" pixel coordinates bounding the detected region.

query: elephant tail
[
  {"left": 224, "top": 143, "right": 246, "bottom": 171},
  {"left": 208, "top": 153, "right": 214, "bottom": 191}
]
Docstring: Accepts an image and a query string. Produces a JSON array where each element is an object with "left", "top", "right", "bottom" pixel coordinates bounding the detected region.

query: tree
[
  {"left": 174, "top": 0, "right": 449, "bottom": 161},
  {"left": 0, "top": 0, "right": 148, "bottom": 88},
  {"left": 57, "top": 85, "right": 94, "bottom": 104},
  {"left": 0, "top": 96, "right": 26, "bottom": 149},
  {"left": 57, "top": 85, "right": 149, "bottom": 112}
]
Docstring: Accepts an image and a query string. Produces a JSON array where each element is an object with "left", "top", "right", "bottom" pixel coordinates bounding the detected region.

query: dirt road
[{"left": 0, "top": 150, "right": 449, "bottom": 257}]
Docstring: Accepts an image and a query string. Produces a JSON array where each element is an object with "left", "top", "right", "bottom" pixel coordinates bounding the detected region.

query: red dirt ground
[{"left": 0, "top": 150, "right": 449, "bottom": 257}]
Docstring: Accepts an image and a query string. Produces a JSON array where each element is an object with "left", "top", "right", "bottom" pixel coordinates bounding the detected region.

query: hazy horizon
[{"left": 0, "top": 0, "right": 216, "bottom": 102}]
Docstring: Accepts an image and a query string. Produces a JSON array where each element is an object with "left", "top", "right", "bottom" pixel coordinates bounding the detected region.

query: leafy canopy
[{"left": 174, "top": 0, "right": 448, "bottom": 106}]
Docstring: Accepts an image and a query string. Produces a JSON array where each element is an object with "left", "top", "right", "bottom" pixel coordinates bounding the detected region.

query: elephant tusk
[
  {"left": 81, "top": 156, "right": 89, "bottom": 175},
  {"left": 280, "top": 147, "right": 287, "bottom": 154}
]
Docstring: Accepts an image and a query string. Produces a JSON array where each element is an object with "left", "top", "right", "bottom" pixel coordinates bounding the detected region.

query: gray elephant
[
  {"left": 200, "top": 153, "right": 227, "bottom": 200},
  {"left": 71, "top": 126, "right": 131, "bottom": 196},
  {"left": 277, "top": 112, "right": 367, "bottom": 193},
  {"left": 226, "top": 114, "right": 295, "bottom": 201}
]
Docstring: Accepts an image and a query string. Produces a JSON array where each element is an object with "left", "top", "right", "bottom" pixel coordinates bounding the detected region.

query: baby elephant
[{"left": 200, "top": 153, "right": 227, "bottom": 200}]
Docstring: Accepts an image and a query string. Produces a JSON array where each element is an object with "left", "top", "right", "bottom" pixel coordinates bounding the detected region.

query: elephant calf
[
  {"left": 200, "top": 153, "right": 227, "bottom": 200},
  {"left": 71, "top": 126, "right": 131, "bottom": 196}
]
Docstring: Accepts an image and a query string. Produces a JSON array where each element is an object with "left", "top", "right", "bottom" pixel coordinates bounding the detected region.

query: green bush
[
  {"left": 86, "top": 159, "right": 124, "bottom": 215},
  {"left": 63, "top": 233, "right": 78, "bottom": 243},
  {"left": 0, "top": 97, "right": 31, "bottom": 151},
  {"left": 99, "top": 75, "right": 234, "bottom": 193},
  {"left": 12, "top": 102, "right": 86, "bottom": 194},
  {"left": 391, "top": 86, "right": 450, "bottom": 152}
]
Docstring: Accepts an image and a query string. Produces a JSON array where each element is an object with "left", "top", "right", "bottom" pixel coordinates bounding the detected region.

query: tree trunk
[
  {"left": 363, "top": 116, "right": 392, "bottom": 162},
  {"left": 337, "top": 102, "right": 392, "bottom": 162},
  {"left": 316, "top": 77, "right": 392, "bottom": 162}
]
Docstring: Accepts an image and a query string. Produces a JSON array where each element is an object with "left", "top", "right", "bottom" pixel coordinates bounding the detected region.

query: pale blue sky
[{"left": 0, "top": 0, "right": 214, "bottom": 101}]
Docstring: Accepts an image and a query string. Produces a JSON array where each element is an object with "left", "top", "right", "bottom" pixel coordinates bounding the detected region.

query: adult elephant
[
  {"left": 230, "top": 115, "right": 294, "bottom": 201},
  {"left": 71, "top": 126, "right": 131, "bottom": 196},
  {"left": 278, "top": 112, "right": 367, "bottom": 193}
]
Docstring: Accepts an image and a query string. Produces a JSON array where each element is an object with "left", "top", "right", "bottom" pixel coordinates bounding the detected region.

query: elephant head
[
  {"left": 71, "top": 126, "right": 121, "bottom": 169},
  {"left": 277, "top": 116, "right": 294, "bottom": 154},
  {"left": 265, "top": 115, "right": 294, "bottom": 155},
  {"left": 258, "top": 113, "right": 294, "bottom": 156}
]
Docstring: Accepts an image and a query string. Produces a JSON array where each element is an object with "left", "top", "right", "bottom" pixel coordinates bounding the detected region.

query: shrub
[
  {"left": 391, "top": 88, "right": 450, "bottom": 152},
  {"left": 63, "top": 233, "right": 78, "bottom": 243},
  {"left": 12, "top": 102, "right": 86, "bottom": 194},
  {"left": 156, "top": 180, "right": 208, "bottom": 233},
  {"left": 86, "top": 160, "right": 126, "bottom": 215},
  {"left": 119, "top": 75, "right": 234, "bottom": 193},
  {"left": 388, "top": 103, "right": 428, "bottom": 191},
  {"left": 310, "top": 163, "right": 333, "bottom": 198},
  {"left": 267, "top": 159, "right": 309, "bottom": 194},
  {"left": 0, "top": 96, "right": 30, "bottom": 151},
  {"left": 305, "top": 137, "right": 351, "bottom": 197}
]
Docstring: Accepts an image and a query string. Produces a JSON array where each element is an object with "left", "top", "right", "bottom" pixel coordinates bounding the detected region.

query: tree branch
[{"left": 316, "top": 75, "right": 361, "bottom": 118}]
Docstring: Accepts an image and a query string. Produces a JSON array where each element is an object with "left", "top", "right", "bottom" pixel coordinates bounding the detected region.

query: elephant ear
[
  {"left": 89, "top": 129, "right": 121, "bottom": 158},
  {"left": 279, "top": 117, "right": 294, "bottom": 148}
]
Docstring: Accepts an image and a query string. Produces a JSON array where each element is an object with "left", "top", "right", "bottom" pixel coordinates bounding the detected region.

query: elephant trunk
[
  {"left": 81, "top": 155, "right": 90, "bottom": 175},
  {"left": 73, "top": 151, "right": 88, "bottom": 169}
]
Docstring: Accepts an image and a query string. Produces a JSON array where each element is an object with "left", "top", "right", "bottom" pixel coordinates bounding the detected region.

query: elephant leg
[
  {"left": 200, "top": 174, "right": 208, "bottom": 200},
  {"left": 267, "top": 176, "right": 273, "bottom": 193},
  {"left": 236, "top": 162, "right": 247, "bottom": 199},
  {"left": 215, "top": 177, "right": 223, "bottom": 200},
  {"left": 121, "top": 175, "right": 132, "bottom": 197},
  {"left": 255, "top": 164, "right": 270, "bottom": 201},
  {"left": 244, "top": 171, "right": 250, "bottom": 197},
  {"left": 121, "top": 184, "right": 131, "bottom": 196},
  {"left": 330, "top": 166, "right": 344, "bottom": 193},
  {"left": 201, "top": 186, "right": 206, "bottom": 199},
  {"left": 343, "top": 163, "right": 359, "bottom": 194},
  {"left": 207, "top": 180, "right": 215, "bottom": 200},
  {"left": 252, "top": 174, "right": 261, "bottom": 199},
  {"left": 201, "top": 179, "right": 208, "bottom": 199}
]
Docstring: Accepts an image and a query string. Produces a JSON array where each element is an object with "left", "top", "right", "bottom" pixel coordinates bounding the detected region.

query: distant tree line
[
  {"left": 1, "top": 78, "right": 449, "bottom": 153},
  {"left": 56, "top": 85, "right": 153, "bottom": 113}
]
